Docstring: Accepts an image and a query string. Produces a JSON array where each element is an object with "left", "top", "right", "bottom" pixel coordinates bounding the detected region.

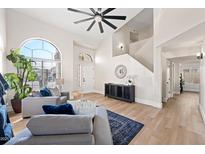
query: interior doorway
[
  {"left": 80, "top": 65, "right": 95, "bottom": 93},
  {"left": 73, "top": 42, "right": 95, "bottom": 94}
]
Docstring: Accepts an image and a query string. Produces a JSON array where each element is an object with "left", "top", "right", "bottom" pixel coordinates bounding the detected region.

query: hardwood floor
[{"left": 9, "top": 92, "right": 205, "bottom": 144}]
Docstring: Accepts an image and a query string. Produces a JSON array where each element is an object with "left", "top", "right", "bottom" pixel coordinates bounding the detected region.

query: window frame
[{"left": 20, "top": 38, "right": 62, "bottom": 89}]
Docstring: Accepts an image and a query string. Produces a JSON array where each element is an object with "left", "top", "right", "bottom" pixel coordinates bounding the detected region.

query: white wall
[
  {"left": 153, "top": 9, "right": 163, "bottom": 107},
  {"left": 161, "top": 52, "right": 168, "bottom": 101},
  {"left": 95, "top": 37, "right": 162, "bottom": 108},
  {"left": 112, "top": 26, "right": 130, "bottom": 57},
  {"left": 0, "top": 8, "right": 6, "bottom": 74},
  {"left": 6, "top": 9, "right": 89, "bottom": 92},
  {"left": 138, "top": 26, "right": 153, "bottom": 41},
  {"left": 180, "top": 63, "right": 200, "bottom": 92},
  {"left": 163, "top": 46, "right": 200, "bottom": 59}
]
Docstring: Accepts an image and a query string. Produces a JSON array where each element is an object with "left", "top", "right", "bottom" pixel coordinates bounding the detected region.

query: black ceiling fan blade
[
  {"left": 103, "top": 15, "right": 126, "bottom": 20},
  {"left": 102, "top": 8, "right": 115, "bottom": 15},
  {"left": 87, "top": 20, "right": 96, "bottom": 31},
  {"left": 74, "top": 17, "right": 94, "bottom": 24},
  {"left": 89, "top": 8, "right": 96, "bottom": 14},
  {"left": 98, "top": 22, "right": 104, "bottom": 33},
  {"left": 97, "top": 8, "right": 102, "bottom": 12},
  {"left": 67, "top": 8, "right": 94, "bottom": 16},
  {"left": 102, "top": 19, "right": 117, "bottom": 30}
]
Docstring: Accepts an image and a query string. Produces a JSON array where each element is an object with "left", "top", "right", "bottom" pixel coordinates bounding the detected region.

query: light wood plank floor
[{"left": 9, "top": 92, "right": 205, "bottom": 144}]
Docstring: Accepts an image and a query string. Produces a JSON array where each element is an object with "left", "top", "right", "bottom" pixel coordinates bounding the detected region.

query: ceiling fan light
[{"left": 94, "top": 15, "right": 102, "bottom": 22}]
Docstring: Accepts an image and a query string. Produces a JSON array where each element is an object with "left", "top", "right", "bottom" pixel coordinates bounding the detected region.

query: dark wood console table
[{"left": 104, "top": 83, "right": 135, "bottom": 103}]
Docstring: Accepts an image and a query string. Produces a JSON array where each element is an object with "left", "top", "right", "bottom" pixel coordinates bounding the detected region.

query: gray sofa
[
  {"left": 6, "top": 107, "right": 113, "bottom": 145},
  {"left": 22, "top": 92, "right": 69, "bottom": 118}
]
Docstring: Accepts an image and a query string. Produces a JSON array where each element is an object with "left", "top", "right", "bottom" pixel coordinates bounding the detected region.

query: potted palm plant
[{"left": 4, "top": 49, "right": 37, "bottom": 113}]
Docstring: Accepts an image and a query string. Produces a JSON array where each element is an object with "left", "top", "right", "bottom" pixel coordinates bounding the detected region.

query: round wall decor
[{"left": 115, "top": 64, "right": 127, "bottom": 79}]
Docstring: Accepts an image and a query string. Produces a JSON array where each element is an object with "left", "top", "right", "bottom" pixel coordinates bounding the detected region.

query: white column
[
  {"left": 200, "top": 43, "right": 205, "bottom": 123},
  {"left": 0, "top": 9, "right": 6, "bottom": 74},
  {"left": 173, "top": 62, "right": 180, "bottom": 94},
  {"left": 153, "top": 47, "right": 162, "bottom": 108}
]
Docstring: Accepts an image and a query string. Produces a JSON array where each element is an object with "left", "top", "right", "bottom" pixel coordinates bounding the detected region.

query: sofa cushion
[
  {"left": 40, "top": 87, "right": 52, "bottom": 97},
  {"left": 49, "top": 87, "right": 60, "bottom": 96},
  {"left": 32, "top": 91, "right": 42, "bottom": 97},
  {"left": 42, "top": 104, "right": 75, "bottom": 115},
  {"left": 57, "top": 96, "right": 67, "bottom": 104},
  {"left": 27, "top": 115, "right": 93, "bottom": 135},
  {"left": 6, "top": 128, "right": 95, "bottom": 145}
]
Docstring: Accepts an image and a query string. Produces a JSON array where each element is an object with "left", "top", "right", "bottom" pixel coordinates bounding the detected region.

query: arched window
[{"left": 21, "top": 39, "right": 61, "bottom": 90}]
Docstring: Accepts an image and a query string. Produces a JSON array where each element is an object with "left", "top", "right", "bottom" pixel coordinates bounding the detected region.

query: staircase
[
  {"left": 129, "top": 37, "right": 153, "bottom": 72},
  {"left": 112, "top": 36, "right": 154, "bottom": 72}
]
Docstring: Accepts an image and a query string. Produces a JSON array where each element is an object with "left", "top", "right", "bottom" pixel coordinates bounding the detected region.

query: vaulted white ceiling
[
  {"left": 13, "top": 8, "right": 143, "bottom": 48},
  {"left": 126, "top": 8, "right": 153, "bottom": 32},
  {"left": 161, "top": 21, "right": 205, "bottom": 50}
]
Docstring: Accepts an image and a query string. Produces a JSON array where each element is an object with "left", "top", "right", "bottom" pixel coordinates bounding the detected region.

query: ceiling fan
[{"left": 67, "top": 8, "right": 127, "bottom": 33}]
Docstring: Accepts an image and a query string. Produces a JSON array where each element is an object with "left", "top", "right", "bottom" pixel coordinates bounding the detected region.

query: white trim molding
[
  {"left": 199, "top": 104, "right": 205, "bottom": 124},
  {"left": 93, "top": 91, "right": 163, "bottom": 109},
  {"left": 94, "top": 90, "right": 104, "bottom": 95},
  {"left": 135, "top": 97, "right": 162, "bottom": 109},
  {"left": 162, "top": 97, "right": 168, "bottom": 103},
  {"left": 174, "top": 91, "right": 180, "bottom": 95}
]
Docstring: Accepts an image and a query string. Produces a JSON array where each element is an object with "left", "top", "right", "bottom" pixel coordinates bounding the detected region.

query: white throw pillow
[
  {"left": 49, "top": 87, "right": 60, "bottom": 96},
  {"left": 27, "top": 115, "right": 93, "bottom": 136}
]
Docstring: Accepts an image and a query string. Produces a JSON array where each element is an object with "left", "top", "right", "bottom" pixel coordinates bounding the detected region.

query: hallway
[{"left": 159, "top": 92, "right": 205, "bottom": 144}]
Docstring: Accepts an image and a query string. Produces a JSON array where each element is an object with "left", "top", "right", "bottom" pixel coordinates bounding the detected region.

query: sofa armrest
[
  {"left": 61, "top": 92, "right": 70, "bottom": 100},
  {"left": 22, "top": 96, "right": 59, "bottom": 118},
  {"left": 93, "top": 107, "right": 113, "bottom": 145}
]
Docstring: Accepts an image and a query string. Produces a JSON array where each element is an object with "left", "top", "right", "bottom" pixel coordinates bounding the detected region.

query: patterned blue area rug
[{"left": 107, "top": 110, "right": 144, "bottom": 145}]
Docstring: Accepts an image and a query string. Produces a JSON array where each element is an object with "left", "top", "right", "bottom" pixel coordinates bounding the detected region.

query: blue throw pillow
[
  {"left": 42, "top": 104, "right": 75, "bottom": 115},
  {"left": 4, "top": 123, "right": 13, "bottom": 140},
  {"left": 40, "top": 87, "right": 52, "bottom": 97},
  {"left": 0, "top": 73, "right": 9, "bottom": 98},
  {"left": 0, "top": 105, "right": 13, "bottom": 145},
  {"left": 0, "top": 105, "right": 6, "bottom": 129}
]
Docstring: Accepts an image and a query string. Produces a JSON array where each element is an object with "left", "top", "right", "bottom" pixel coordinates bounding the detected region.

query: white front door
[{"left": 81, "top": 65, "right": 95, "bottom": 93}]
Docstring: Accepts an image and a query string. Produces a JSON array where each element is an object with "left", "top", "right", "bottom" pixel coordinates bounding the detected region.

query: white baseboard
[
  {"left": 135, "top": 97, "right": 162, "bottom": 109},
  {"left": 199, "top": 104, "right": 205, "bottom": 124},
  {"left": 93, "top": 90, "right": 104, "bottom": 95},
  {"left": 184, "top": 89, "right": 200, "bottom": 92},
  {"left": 93, "top": 90, "right": 162, "bottom": 109},
  {"left": 162, "top": 97, "right": 168, "bottom": 103},
  {"left": 174, "top": 91, "right": 180, "bottom": 95}
]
